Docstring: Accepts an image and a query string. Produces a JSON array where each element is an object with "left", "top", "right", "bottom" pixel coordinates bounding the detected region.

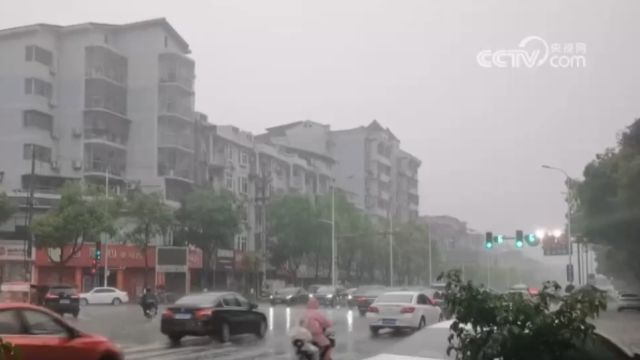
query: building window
[
  {"left": 226, "top": 145, "right": 234, "bottom": 161},
  {"left": 25, "top": 45, "right": 53, "bottom": 66},
  {"left": 24, "top": 78, "right": 52, "bottom": 99},
  {"left": 240, "top": 177, "right": 248, "bottom": 194},
  {"left": 23, "top": 144, "right": 52, "bottom": 163},
  {"left": 225, "top": 173, "right": 233, "bottom": 190},
  {"left": 239, "top": 151, "right": 248, "bottom": 166},
  {"left": 23, "top": 110, "right": 53, "bottom": 133}
]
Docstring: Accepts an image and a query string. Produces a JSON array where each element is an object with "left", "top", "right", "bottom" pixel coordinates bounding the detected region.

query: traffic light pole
[{"left": 103, "top": 169, "right": 109, "bottom": 287}]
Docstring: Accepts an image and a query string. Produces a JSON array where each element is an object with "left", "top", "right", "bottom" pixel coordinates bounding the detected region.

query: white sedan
[
  {"left": 80, "top": 287, "right": 129, "bottom": 305},
  {"left": 366, "top": 291, "right": 442, "bottom": 335}
]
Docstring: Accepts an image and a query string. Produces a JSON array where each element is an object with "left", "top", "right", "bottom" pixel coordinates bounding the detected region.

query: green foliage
[
  {"left": 576, "top": 118, "right": 640, "bottom": 282},
  {"left": 440, "top": 269, "right": 606, "bottom": 360},
  {"left": 0, "top": 192, "right": 15, "bottom": 225},
  {"left": 175, "top": 189, "right": 241, "bottom": 287},
  {"left": 268, "top": 194, "right": 322, "bottom": 279},
  {"left": 32, "top": 183, "right": 117, "bottom": 271},
  {"left": 124, "top": 191, "right": 173, "bottom": 286}
]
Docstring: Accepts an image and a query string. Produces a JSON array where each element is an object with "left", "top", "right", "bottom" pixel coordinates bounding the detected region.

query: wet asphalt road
[{"left": 66, "top": 303, "right": 640, "bottom": 359}]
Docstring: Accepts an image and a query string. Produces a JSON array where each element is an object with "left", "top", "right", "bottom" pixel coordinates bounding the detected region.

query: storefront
[
  {"left": 0, "top": 240, "right": 35, "bottom": 283},
  {"left": 35, "top": 244, "right": 202, "bottom": 301}
]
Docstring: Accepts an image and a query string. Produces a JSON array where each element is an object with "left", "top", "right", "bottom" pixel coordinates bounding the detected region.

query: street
[
  {"left": 71, "top": 303, "right": 414, "bottom": 360},
  {"left": 66, "top": 303, "right": 640, "bottom": 360}
]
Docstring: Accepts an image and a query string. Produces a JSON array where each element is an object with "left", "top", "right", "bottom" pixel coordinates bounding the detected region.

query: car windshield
[
  {"left": 276, "top": 288, "right": 298, "bottom": 295},
  {"left": 175, "top": 294, "right": 219, "bottom": 307},
  {"left": 48, "top": 287, "right": 76, "bottom": 295},
  {"left": 316, "top": 287, "right": 335, "bottom": 294},
  {"left": 375, "top": 294, "right": 414, "bottom": 304}
]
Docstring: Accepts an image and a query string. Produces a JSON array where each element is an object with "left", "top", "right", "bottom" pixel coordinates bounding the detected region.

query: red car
[{"left": 0, "top": 303, "right": 122, "bottom": 360}]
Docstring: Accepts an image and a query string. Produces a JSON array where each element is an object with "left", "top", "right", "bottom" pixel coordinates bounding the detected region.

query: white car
[
  {"left": 80, "top": 287, "right": 129, "bottom": 305},
  {"left": 366, "top": 291, "right": 442, "bottom": 335}
]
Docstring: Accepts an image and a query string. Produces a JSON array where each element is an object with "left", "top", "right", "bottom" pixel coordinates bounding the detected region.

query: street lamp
[{"left": 541, "top": 164, "right": 574, "bottom": 281}]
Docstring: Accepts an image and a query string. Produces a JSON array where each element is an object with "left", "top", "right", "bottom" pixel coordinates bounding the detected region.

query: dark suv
[{"left": 43, "top": 285, "right": 80, "bottom": 318}]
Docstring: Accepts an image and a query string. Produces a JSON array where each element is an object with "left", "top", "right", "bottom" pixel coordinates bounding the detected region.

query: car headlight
[
  {"left": 327, "top": 294, "right": 333, "bottom": 298},
  {"left": 286, "top": 295, "right": 292, "bottom": 299},
  {"left": 270, "top": 295, "right": 273, "bottom": 299},
  {"left": 348, "top": 294, "right": 352, "bottom": 300},
  {"left": 309, "top": 294, "right": 314, "bottom": 298}
]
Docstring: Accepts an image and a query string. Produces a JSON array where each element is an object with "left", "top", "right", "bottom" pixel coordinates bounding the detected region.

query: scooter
[
  {"left": 142, "top": 301, "right": 158, "bottom": 319},
  {"left": 290, "top": 326, "right": 335, "bottom": 360}
]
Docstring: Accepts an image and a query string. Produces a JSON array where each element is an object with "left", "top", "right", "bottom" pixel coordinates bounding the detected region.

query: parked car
[
  {"left": 79, "top": 287, "right": 129, "bottom": 306},
  {"left": 361, "top": 320, "right": 640, "bottom": 360},
  {"left": 270, "top": 287, "right": 309, "bottom": 305},
  {"left": 0, "top": 302, "right": 122, "bottom": 360},
  {"left": 617, "top": 293, "right": 640, "bottom": 312},
  {"left": 348, "top": 285, "right": 385, "bottom": 308},
  {"left": 42, "top": 284, "right": 80, "bottom": 318},
  {"left": 366, "top": 291, "right": 442, "bottom": 335},
  {"left": 161, "top": 292, "right": 267, "bottom": 344},
  {"left": 307, "top": 284, "right": 325, "bottom": 296},
  {"left": 355, "top": 287, "right": 388, "bottom": 316}
]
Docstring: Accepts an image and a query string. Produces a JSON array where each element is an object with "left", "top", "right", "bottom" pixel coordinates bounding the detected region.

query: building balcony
[
  {"left": 86, "top": 68, "right": 126, "bottom": 88},
  {"left": 84, "top": 129, "right": 127, "bottom": 150},
  {"left": 379, "top": 172, "right": 391, "bottom": 183},
  {"left": 83, "top": 161, "right": 125, "bottom": 179},
  {"left": 159, "top": 73, "right": 194, "bottom": 94},
  {"left": 290, "top": 176, "right": 304, "bottom": 189},
  {"left": 159, "top": 167, "right": 193, "bottom": 184},
  {"left": 85, "top": 98, "right": 128, "bottom": 121},
  {"left": 157, "top": 132, "right": 194, "bottom": 153},
  {"left": 158, "top": 102, "right": 193, "bottom": 124}
]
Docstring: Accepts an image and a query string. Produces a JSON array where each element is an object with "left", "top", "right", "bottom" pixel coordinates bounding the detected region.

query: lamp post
[{"left": 542, "top": 164, "right": 575, "bottom": 283}]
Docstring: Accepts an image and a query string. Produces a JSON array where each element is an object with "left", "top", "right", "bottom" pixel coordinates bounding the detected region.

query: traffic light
[
  {"left": 494, "top": 235, "right": 504, "bottom": 244},
  {"left": 95, "top": 241, "right": 102, "bottom": 261},
  {"left": 525, "top": 233, "right": 538, "bottom": 246},
  {"left": 91, "top": 259, "right": 97, "bottom": 274},
  {"left": 515, "top": 230, "right": 524, "bottom": 248},
  {"left": 485, "top": 232, "right": 493, "bottom": 249}
]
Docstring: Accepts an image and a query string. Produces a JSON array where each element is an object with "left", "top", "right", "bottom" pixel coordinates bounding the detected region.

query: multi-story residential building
[
  {"left": 0, "top": 18, "right": 198, "bottom": 209},
  {"left": 332, "top": 120, "right": 420, "bottom": 222}
]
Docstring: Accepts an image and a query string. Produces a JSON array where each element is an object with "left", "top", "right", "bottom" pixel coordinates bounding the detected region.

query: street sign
[
  {"left": 543, "top": 235, "right": 570, "bottom": 256},
  {"left": 566, "top": 264, "right": 574, "bottom": 283}
]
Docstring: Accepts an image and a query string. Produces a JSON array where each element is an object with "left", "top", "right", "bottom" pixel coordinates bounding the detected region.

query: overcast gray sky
[{"left": 3, "top": 0, "right": 639, "bottom": 238}]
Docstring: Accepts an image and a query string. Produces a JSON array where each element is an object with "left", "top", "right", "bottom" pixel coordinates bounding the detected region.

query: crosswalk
[{"left": 121, "top": 342, "right": 292, "bottom": 360}]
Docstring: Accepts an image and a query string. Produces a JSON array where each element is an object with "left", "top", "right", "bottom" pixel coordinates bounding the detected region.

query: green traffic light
[
  {"left": 495, "top": 235, "right": 504, "bottom": 244},
  {"left": 525, "top": 234, "right": 536, "bottom": 244},
  {"left": 485, "top": 241, "right": 493, "bottom": 249},
  {"left": 515, "top": 240, "right": 524, "bottom": 248}
]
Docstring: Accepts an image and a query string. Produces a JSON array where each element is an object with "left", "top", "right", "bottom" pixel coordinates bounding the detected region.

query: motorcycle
[
  {"left": 142, "top": 301, "right": 158, "bottom": 319},
  {"left": 289, "top": 326, "right": 335, "bottom": 360}
]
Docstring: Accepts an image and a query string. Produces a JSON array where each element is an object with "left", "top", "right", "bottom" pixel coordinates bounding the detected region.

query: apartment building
[
  {"left": 0, "top": 18, "right": 198, "bottom": 221},
  {"left": 331, "top": 120, "right": 420, "bottom": 222}
]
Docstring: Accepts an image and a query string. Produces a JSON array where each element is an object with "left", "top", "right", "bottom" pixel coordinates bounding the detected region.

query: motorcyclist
[
  {"left": 140, "top": 288, "right": 158, "bottom": 316},
  {"left": 301, "top": 297, "right": 333, "bottom": 360}
]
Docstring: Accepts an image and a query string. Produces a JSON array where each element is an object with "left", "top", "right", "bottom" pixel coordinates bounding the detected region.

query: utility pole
[
  {"left": 25, "top": 147, "right": 36, "bottom": 281},
  {"left": 103, "top": 169, "right": 109, "bottom": 287},
  {"left": 427, "top": 227, "right": 432, "bottom": 286},
  {"left": 388, "top": 210, "right": 394, "bottom": 287},
  {"left": 255, "top": 161, "right": 271, "bottom": 294},
  {"left": 331, "top": 182, "right": 336, "bottom": 289}
]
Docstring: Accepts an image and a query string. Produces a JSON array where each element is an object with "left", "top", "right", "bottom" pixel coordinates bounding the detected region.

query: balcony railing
[
  {"left": 86, "top": 97, "right": 126, "bottom": 117},
  {"left": 159, "top": 102, "right": 193, "bottom": 121},
  {"left": 84, "top": 161, "right": 125, "bottom": 177},
  {"left": 86, "top": 67, "right": 126, "bottom": 86},
  {"left": 160, "top": 72, "right": 193, "bottom": 91},
  {"left": 84, "top": 129, "right": 127, "bottom": 146}
]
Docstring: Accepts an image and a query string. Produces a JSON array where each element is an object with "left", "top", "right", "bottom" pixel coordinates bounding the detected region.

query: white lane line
[{"left": 124, "top": 345, "right": 238, "bottom": 360}]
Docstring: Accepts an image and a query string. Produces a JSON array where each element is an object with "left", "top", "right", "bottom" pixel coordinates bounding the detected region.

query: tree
[
  {"left": 576, "top": 118, "right": 640, "bottom": 283},
  {"left": 175, "top": 190, "right": 241, "bottom": 289},
  {"left": 124, "top": 191, "right": 173, "bottom": 288},
  {"left": 440, "top": 269, "right": 606, "bottom": 360},
  {"left": 268, "top": 194, "right": 322, "bottom": 284},
  {"left": 0, "top": 192, "right": 15, "bottom": 224},
  {"left": 32, "top": 183, "right": 117, "bottom": 282}
]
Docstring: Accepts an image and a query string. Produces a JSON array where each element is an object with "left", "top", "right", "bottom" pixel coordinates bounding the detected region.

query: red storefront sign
[{"left": 36, "top": 244, "right": 202, "bottom": 269}]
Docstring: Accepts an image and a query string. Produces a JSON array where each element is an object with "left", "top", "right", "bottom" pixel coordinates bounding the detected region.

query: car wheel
[
  {"left": 256, "top": 318, "right": 267, "bottom": 339},
  {"left": 168, "top": 334, "right": 183, "bottom": 345},
  {"left": 218, "top": 322, "right": 231, "bottom": 343},
  {"left": 417, "top": 316, "right": 426, "bottom": 330},
  {"left": 112, "top": 298, "right": 122, "bottom": 305},
  {"left": 81, "top": 299, "right": 89, "bottom": 306},
  {"left": 369, "top": 326, "right": 380, "bottom": 336},
  {"left": 72, "top": 311, "right": 79, "bottom": 319}
]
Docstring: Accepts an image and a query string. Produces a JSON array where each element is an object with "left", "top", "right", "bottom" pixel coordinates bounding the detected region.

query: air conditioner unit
[
  {"left": 50, "top": 161, "right": 60, "bottom": 171},
  {"left": 72, "top": 128, "right": 82, "bottom": 138},
  {"left": 72, "top": 160, "right": 82, "bottom": 170},
  {"left": 48, "top": 99, "right": 57, "bottom": 108}
]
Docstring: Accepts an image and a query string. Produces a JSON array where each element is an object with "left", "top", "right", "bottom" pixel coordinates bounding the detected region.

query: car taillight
[
  {"left": 162, "top": 310, "right": 174, "bottom": 319},
  {"left": 400, "top": 306, "right": 415, "bottom": 314},
  {"left": 195, "top": 308, "right": 213, "bottom": 320},
  {"left": 367, "top": 306, "right": 379, "bottom": 313}
]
